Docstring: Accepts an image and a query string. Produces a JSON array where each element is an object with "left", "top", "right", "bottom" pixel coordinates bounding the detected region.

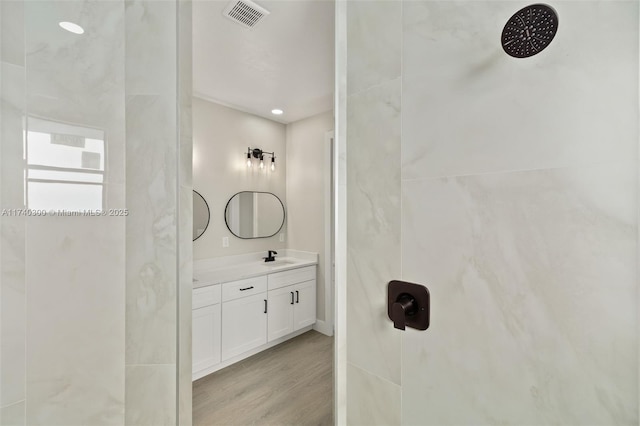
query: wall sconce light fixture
[{"left": 247, "top": 147, "right": 276, "bottom": 171}]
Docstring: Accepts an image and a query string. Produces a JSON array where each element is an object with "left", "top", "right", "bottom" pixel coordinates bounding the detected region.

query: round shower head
[{"left": 501, "top": 4, "right": 558, "bottom": 58}]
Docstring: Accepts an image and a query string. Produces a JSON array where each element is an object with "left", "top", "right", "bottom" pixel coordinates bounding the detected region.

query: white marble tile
[
  {"left": 347, "top": 0, "right": 401, "bottom": 96},
  {"left": 1, "top": 62, "right": 24, "bottom": 120},
  {"left": 346, "top": 363, "right": 401, "bottom": 426},
  {"left": 125, "top": 94, "right": 177, "bottom": 365},
  {"left": 25, "top": 217, "right": 125, "bottom": 426},
  {"left": 178, "top": 185, "right": 193, "bottom": 426},
  {"left": 346, "top": 78, "right": 402, "bottom": 385},
  {"left": 24, "top": 0, "right": 126, "bottom": 190},
  {"left": 1, "top": 60, "right": 26, "bottom": 409},
  {"left": 402, "top": 0, "right": 639, "bottom": 179},
  {"left": 1, "top": 401, "right": 25, "bottom": 426},
  {"left": 123, "top": 2, "right": 182, "bottom": 421},
  {"left": 125, "top": 364, "right": 176, "bottom": 426},
  {"left": 24, "top": 0, "right": 126, "bottom": 136},
  {"left": 1, "top": 0, "right": 24, "bottom": 66},
  {"left": 125, "top": 0, "right": 177, "bottom": 95},
  {"left": 1, "top": 1, "right": 185, "bottom": 424},
  {"left": 0, "top": 224, "right": 25, "bottom": 407},
  {"left": 401, "top": 162, "right": 637, "bottom": 425},
  {"left": 180, "top": 131, "right": 193, "bottom": 189},
  {"left": 179, "top": 0, "right": 192, "bottom": 139},
  {"left": 335, "top": 0, "right": 347, "bottom": 192}
]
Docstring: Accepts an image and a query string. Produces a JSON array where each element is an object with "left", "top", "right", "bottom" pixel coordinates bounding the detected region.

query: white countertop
[{"left": 193, "top": 250, "right": 318, "bottom": 289}]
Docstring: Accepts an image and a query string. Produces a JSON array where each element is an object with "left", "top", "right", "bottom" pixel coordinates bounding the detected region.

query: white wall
[
  {"left": 286, "top": 110, "right": 333, "bottom": 324},
  {"left": 341, "top": 1, "right": 638, "bottom": 424},
  {"left": 193, "top": 97, "right": 287, "bottom": 260}
]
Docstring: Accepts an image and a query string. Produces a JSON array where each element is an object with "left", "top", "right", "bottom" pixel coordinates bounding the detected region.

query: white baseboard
[{"left": 313, "top": 319, "right": 333, "bottom": 336}]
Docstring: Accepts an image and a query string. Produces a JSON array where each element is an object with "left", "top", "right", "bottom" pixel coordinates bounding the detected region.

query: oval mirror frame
[
  {"left": 193, "top": 190, "right": 210, "bottom": 241},
  {"left": 224, "top": 191, "right": 285, "bottom": 239}
]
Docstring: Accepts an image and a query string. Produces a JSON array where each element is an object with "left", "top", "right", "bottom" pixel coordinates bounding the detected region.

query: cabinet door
[
  {"left": 267, "top": 286, "right": 295, "bottom": 342},
  {"left": 192, "top": 304, "right": 221, "bottom": 374},
  {"left": 293, "top": 279, "right": 316, "bottom": 330},
  {"left": 221, "top": 293, "right": 267, "bottom": 361}
]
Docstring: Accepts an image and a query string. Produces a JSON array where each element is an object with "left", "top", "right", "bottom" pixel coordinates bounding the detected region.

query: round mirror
[
  {"left": 193, "top": 190, "right": 210, "bottom": 241},
  {"left": 224, "top": 191, "right": 285, "bottom": 239}
]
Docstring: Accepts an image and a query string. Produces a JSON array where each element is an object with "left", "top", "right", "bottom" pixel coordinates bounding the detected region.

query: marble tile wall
[
  {"left": 25, "top": 218, "right": 126, "bottom": 425},
  {"left": 400, "top": 1, "right": 638, "bottom": 424},
  {"left": 402, "top": 164, "right": 637, "bottom": 425},
  {"left": 0, "top": 0, "right": 191, "bottom": 424},
  {"left": 346, "top": 78, "right": 401, "bottom": 385},
  {"left": 22, "top": 1, "right": 127, "bottom": 424},
  {"left": 178, "top": 0, "right": 193, "bottom": 424},
  {"left": 124, "top": 0, "right": 184, "bottom": 424},
  {"left": 345, "top": 1, "right": 403, "bottom": 424},
  {"left": 342, "top": 0, "right": 638, "bottom": 424},
  {"left": 401, "top": 1, "right": 638, "bottom": 179},
  {"left": 0, "top": 1, "right": 26, "bottom": 424}
]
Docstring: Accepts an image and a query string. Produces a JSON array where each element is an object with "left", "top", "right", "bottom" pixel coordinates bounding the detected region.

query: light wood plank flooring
[{"left": 193, "top": 330, "right": 333, "bottom": 426}]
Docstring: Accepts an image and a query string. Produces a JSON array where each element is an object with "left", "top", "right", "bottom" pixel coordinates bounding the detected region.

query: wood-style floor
[{"left": 193, "top": 330, "right": 334, "bottom": 426}]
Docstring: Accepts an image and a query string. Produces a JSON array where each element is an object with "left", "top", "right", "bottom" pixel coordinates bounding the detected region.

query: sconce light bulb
[
  {"left": 271, "top": 157, "right": 276, "bottom": 171},
  {"left": 259, "top": 158, "right": 265, "bottom": 169}
]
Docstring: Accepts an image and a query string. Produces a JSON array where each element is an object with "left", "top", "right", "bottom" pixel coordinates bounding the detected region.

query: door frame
[
  {"left": 312, "top": 130, "right": 335, "bottom": 337},
  {"left": 324, "top": 130, "right": 335, "bottom": 336}
]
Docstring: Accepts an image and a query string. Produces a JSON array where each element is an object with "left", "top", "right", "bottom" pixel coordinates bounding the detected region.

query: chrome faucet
[{"left": 264, "top": 250, "right": 277, "bottom": 262}]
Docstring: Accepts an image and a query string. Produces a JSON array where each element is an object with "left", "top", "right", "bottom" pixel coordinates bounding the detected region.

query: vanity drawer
[
  {"left": 268, "top": 266, "right": 316, "bottom": 290},
  {"left": 193, "top": 285, "right": 221, "bottom": 309},
  {"left": 222, "top": 275, "right": 267, "bottom": 302}
]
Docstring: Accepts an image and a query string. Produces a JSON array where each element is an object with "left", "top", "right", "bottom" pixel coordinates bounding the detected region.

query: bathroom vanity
[{"left": 192, "top": 251, "right": 317, "bottom": 381}]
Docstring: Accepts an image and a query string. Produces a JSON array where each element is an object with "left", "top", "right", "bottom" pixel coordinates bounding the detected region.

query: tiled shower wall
[
  {"left": 345, "top": 1, "right": 403, "bottom": 423},
  {"left": 0, "top": 1, "right": 192, "bottom": 424},
  {"left": 344, "top": 1, "right": 638, "bottom": 424},
  {"left": 178, "top": 0, "right": 194, "bottom": 424}
]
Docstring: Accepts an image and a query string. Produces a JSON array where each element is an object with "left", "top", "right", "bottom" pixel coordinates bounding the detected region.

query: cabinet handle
[
  {"left": 264, "top": 299, "right": 267, "bottom": 314},
  {"left": 296, "top": 290, "right": 299, "bottom": 303},
  {"left": 239, "top": 286, "right": 254, "bottom": 291},
  {"left": 290, "top": 292, "right": 294, "bottom": 305}
]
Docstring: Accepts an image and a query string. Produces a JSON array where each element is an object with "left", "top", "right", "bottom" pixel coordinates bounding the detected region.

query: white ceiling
[{"left": 193, "top": 0, "right": 335, "bottom": 124}]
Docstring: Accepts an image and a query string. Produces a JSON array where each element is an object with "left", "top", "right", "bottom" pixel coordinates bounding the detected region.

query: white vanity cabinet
[
  {"left": 192, "top": 285, "right": 222, "bottom": 376},
  {"left": 267, "top": 266, "right": 317, "bottom": 342},
  {"left": 220, "top": 276, "right": 268, "bottom": 361},
  {"left": 292, "top": 279, "right": 316, "bottom": 330},
  {"left": 192, "top": 264, "right": 316, "bottom": 381}
]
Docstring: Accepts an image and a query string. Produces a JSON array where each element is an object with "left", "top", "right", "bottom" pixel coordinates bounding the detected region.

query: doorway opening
[{"left": 190, "top": 1, "right": 336, "bottom": 424}]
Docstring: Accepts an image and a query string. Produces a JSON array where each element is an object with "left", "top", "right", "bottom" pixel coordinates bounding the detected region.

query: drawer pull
[
  {"left": 290, "top": 292, "right": 294, "bottom": 305},
  {"left": 264, "top": 299, "right": 268, "bottom": 314},
  {"left": 296, "top": 290, "right": 299, "bottom": 303},
  {"left": 239, "top": 286, "right": 254, "bottom": 291}
]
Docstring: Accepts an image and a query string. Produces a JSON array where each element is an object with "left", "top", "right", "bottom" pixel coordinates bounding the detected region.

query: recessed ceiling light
[
  {"left": 59, "top": 21, "right": 84, "bottom": 35},
  {"left": 271, "top": 109, "right": 284, "bottom": 115}
]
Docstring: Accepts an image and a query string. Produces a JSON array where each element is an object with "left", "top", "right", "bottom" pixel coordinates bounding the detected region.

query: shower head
[{"left": 501, "top": 4, "right": 558, "bottom": 58}]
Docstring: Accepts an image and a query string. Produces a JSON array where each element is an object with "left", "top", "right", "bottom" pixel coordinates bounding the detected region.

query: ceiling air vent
[{"left": 222, "top": 0, "right": 270, "bottom": 29}]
